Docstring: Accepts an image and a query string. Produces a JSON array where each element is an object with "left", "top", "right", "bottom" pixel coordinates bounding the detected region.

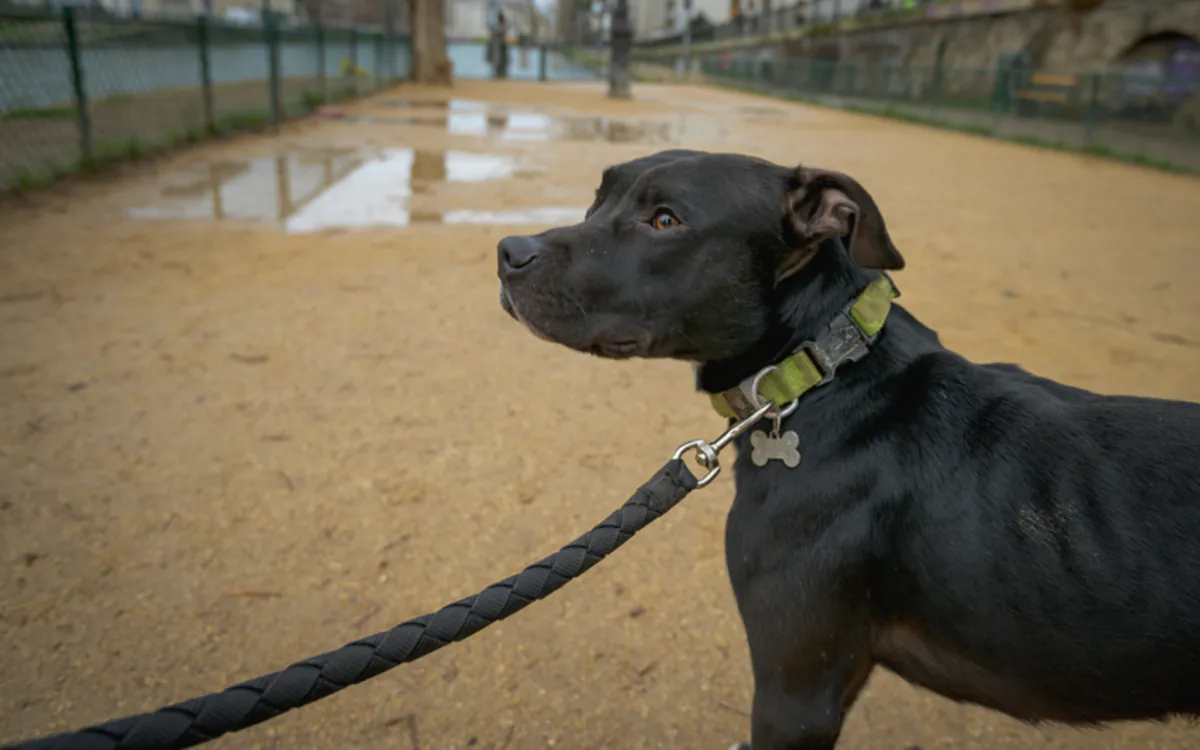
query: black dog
[{"left": 496, "top": 150, "right": 1200, "bottom": 749}]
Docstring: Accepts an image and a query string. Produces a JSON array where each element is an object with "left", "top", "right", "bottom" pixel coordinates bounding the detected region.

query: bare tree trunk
[{"left": 410, "top": 0, "right": 453, "bottom": 85}]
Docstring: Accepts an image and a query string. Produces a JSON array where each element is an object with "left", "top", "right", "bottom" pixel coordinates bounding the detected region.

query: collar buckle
[
  {"left": 708, "top": 275, "right": 899, "bottom": 423},
  {"left": 797, "top": 306, "right": 874, "bottom": 387}
]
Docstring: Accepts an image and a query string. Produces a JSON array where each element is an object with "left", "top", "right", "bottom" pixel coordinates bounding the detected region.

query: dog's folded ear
[{"left": 781, "top": 166, "right": 905, "bottom": 279}]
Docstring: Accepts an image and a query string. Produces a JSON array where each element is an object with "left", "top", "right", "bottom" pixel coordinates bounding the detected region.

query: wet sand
[{"left": 3, "top": 78, "right": 1200, "bottom": 750}]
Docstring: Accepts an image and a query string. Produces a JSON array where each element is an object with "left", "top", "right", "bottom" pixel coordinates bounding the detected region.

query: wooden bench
[{"left": 1013, "top": 72, "right": 1079, "bottom": 112}]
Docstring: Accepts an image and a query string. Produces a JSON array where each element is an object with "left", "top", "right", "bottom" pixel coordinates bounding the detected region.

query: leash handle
[{"left": 5, "top": 460, "right": 698, "bottom": 750}]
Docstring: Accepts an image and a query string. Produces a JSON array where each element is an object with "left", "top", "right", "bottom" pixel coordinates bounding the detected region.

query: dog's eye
[{"left": 650, "top": 210, "right": 680, "bottom": 231}]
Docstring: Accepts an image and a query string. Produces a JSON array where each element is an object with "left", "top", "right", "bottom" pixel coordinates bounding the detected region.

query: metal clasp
[{"left": 673, "top": 365, "right": 794, "bottom": 487}]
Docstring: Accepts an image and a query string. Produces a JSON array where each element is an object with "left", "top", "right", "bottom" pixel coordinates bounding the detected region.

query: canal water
[{"left": 0, "top": 38, "right": 597, "bottom": 112}]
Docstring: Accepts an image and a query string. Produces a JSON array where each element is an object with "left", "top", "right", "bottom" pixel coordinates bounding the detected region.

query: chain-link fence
[
  {"left": 628, "top": 47, "right": 1200, "bottom": 172},
  {"left": 0, "top": 7, "right": 411, "bottom": 191}
]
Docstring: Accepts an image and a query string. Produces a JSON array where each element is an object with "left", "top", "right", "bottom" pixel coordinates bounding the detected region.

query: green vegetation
[
  {"left": 3, "top": 107, "right": 276, "bottom": 193},
  {"left": 301, "top": 90, "right": 326, "bottom": 111},
  {"left": 1, "top": 105, "right": 75, "bottom": 120},
  {"left": 214, "top": 109, "right": 271, "bottom": 133},
  {"left": 329, "top": 85, "right": 359, "bottom": 103},
  {"left": 13, "top": 168, "right": 53, "bottom": 191}
]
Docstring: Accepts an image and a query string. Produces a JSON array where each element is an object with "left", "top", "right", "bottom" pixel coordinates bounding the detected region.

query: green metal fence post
[
  {"left": 928, "top": 60, "right": 942, "bottom": 119},
  {"left": 990, "top": 63, "right": 1010, "bottom": 135},
  {"left": 264, "top": 9, "right": 281, "bottom": 129},
  {"left": 62, "top": 7, "right": 92, "bottom": 166},
  {"left": 381, "top": 32, "right": 390, "bottom": 85},
  {"left": 197, "top": 15, "right": 215, "bottom": 135},
  {"left": 316, "top": 23, "right": 326, "bottom": 103},
  {"left": 392, "top": 33, "right": 399, "bottom": 84},
  {"left": 349, "top": 28, "right": 358, "bottom": 97},
  {"left": 1084, "top": 71, "right": 1100, "bottom": 148},
  {"left": 375, "top": 31, "right": 383, "bottom": 91}
]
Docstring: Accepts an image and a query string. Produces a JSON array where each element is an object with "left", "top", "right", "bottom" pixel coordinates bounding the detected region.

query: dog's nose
[{"left": 499, "top": 235, "right": 540, "bottom": 275}]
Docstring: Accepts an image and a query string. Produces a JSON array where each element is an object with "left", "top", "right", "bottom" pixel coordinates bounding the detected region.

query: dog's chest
[
  {"left": 872, "top": 623, "right": 1070, "bottom": 721},
  {"left": 724, "top": 445, "right": 872, "bottom": 582}
]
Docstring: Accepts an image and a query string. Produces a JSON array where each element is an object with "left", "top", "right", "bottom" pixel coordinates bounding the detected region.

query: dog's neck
[{"left": 696, "top": 239, "right": 879, "bottom": 396}]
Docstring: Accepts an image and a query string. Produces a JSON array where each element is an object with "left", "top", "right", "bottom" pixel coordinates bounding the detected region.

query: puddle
[
  {"left": 128, "top": 145, "right": 585, "bottom": 232},
  {"left": 127, "top": 99, "right": 737, "bottom": 232},
  {"left": 373, "top": 99, "right": 456, "bottom": 109},
  {"left": 355, "top": 98, "right": 727, "bottom": 145},
  {"left": 736, "top": 105, "right": 789, "bottom": 118}
]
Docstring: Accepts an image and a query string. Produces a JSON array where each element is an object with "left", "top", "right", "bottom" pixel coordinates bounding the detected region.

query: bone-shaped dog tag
[{"left": 749, "top": 430, "right": 801, "bottom": 468}]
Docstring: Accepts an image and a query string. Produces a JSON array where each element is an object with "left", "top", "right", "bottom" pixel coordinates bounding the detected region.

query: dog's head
[{"left": 497, "top": 149, "right": 903, "bottom": 364}]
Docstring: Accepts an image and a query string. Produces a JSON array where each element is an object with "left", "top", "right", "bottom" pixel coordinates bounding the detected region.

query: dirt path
[{"left": 3, "top": 78, "right": 1200, "bottom": 750}]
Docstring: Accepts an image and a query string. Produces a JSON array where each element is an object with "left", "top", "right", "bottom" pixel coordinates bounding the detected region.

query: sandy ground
[{"left": 3, "top": 78, "right": 1200, "bottom": 750}]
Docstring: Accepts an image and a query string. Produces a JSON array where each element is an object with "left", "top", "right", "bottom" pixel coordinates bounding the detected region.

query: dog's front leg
[
  {"left": 727, "top": 564, "right": 874, "bottom": 750},
  {"left": 740, "top": 652, "right": 872, "bottom": 750}
]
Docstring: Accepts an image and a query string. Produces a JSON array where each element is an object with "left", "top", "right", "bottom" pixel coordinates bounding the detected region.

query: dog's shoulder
[
  {"left": 891, "top": 347, "right": 1200, "bottom": 476},
  {"left": 978, "top": 362, "right": 1100, "bottom": 403}
]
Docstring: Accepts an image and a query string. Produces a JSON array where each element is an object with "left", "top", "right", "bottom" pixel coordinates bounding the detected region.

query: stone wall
[
  {"left": 777, "top": 11, "right": 1053, "bottom": 70},
  {"left": 641, "top": 0, "right": 1200, "bottom": 73},
  {"left": 1043, "top": 0, "right": 1200, "bottom": 70}
]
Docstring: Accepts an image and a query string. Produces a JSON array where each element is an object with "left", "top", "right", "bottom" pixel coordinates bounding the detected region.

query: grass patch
[
  {"left": 936, "top": 96, "right": 994, "bottom": 113},
  {"left": 9, "top": 156, "right": 86, "bottom": 193},
  {"left": 2, "top": 105, "right": 75, "bottom": 120},
  {"left": 954, "top": 122, "right": 993, "bottom": 137},
  {"left": 1076, "top": 143, "right": 1182, "bottom": 172},
  {"left": 91, "top": 136, "right": 150, "bottom": 162},
  {"left": 283, "top": 90, "right": 328, "bottom": 119},
  {"left": 328, "top": 85, "right": 359, "bottom": 103},
  {"left": 845, "top": 104, "right": 993, "bottom": 137},
  {"left": 215, "top": 109, "right": 271, "bottom": 133},
  {"left": 79, "top": 137, "right": 147, "bottom": 172},
  {"left": 1007, "top": 133, "right": 1066, "bottom": 150},
  {"left": 301, "top": 89, "right": 326, "bottom": 111},
  {"left": 13, "top": 168, "right": 53, "bottom": 191},
  {"left": 7, "top": 124, "right": 233, "bottom": 193}
]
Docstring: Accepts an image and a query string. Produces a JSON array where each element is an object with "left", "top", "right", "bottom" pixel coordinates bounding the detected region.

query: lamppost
[{"left": 608, "top": 0, "right": 632, "bottom": 99}]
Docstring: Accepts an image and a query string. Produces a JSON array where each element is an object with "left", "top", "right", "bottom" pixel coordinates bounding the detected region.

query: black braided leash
[{"left": 5, "top": 459, "right": 699, "bottom": 750}]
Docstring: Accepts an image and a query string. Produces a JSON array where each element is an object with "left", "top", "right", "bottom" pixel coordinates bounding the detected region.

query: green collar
[{"left": 709, "top": 275, "right": 900, "bottom": 420}]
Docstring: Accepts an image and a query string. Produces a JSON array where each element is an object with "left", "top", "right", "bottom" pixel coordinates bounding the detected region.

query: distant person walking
[{"left": 485, "top": 1, "right": 510, "bottom": 79}]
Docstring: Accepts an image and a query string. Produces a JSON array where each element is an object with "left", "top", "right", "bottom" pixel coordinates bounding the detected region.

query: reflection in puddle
[
  {"left": 129, "top": 146, "right": 585, "bottom": 232},
  {"left": 441, "top": 207, "right": 589, "bottom": 224},
  {"left": 359, "top": 98, "right": 724, "bottom": 145}
]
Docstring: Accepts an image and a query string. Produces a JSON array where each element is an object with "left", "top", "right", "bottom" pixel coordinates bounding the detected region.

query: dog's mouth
[
  {"left": 499, "top": 280, "right": 517, "bottom": 318},
  {"left": 499, "top": 282, "right": 554, "bottom": 344},
  {"left": 588, "top": 336, "right": 648, "bottom": 360},
  {"left": 499, "top": 281, "right": 651, "bottom": 359}
]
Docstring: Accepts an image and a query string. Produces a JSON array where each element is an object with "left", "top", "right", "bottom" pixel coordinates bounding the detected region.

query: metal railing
[{"left": 0, "top": 7, "right": 412, "bottom": 191}]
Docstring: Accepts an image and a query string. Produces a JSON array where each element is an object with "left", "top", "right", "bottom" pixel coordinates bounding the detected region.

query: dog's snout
[{"left": 498, "top": 235, "right": 540, "bottom": 276}]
